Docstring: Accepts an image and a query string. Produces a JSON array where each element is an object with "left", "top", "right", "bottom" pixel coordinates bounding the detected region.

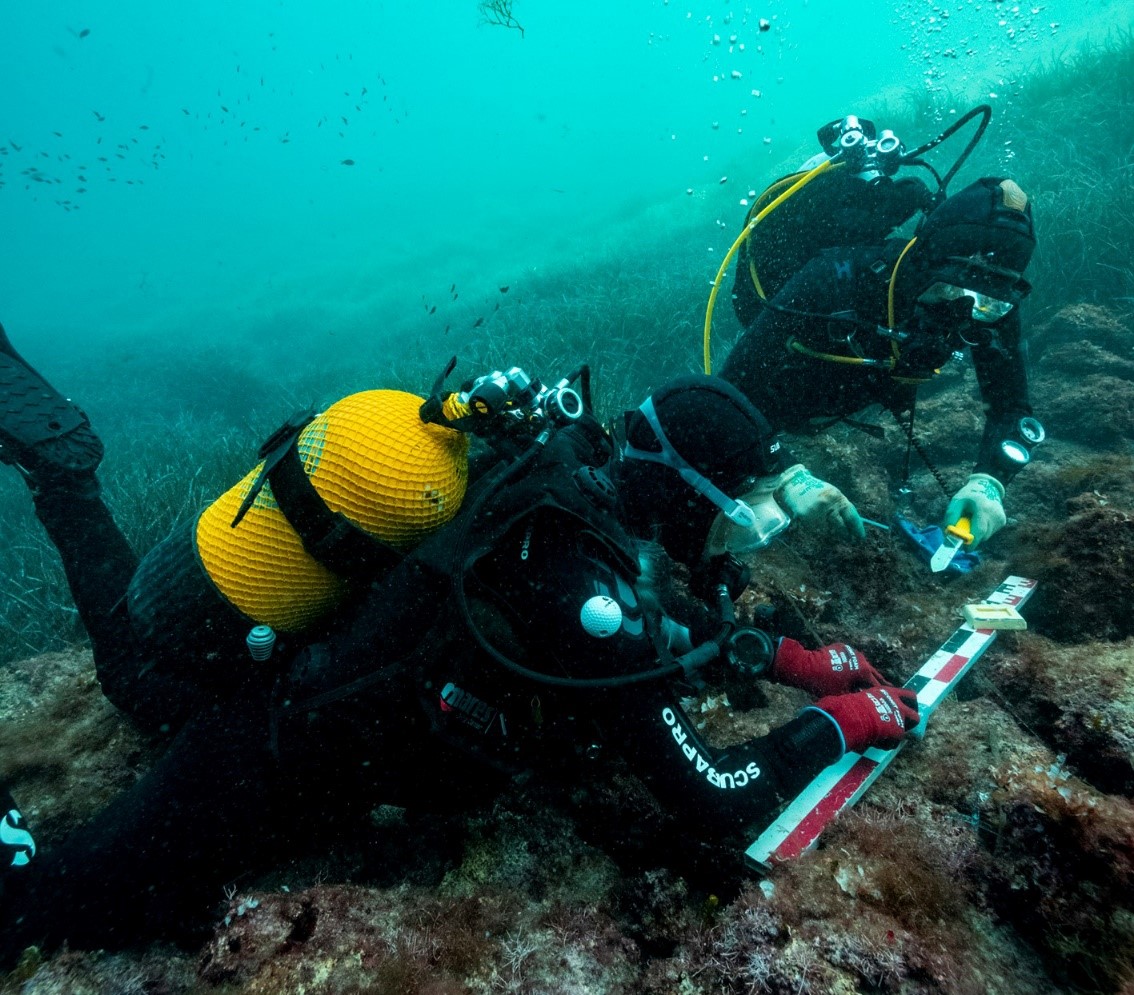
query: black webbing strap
[{"left": 266, "top": 442, "right": 403, "bottom": 581}]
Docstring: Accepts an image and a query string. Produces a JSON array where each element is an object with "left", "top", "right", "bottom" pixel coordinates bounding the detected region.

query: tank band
[{"left": 267, "top": 441, "right": 403, "bottom": 581}]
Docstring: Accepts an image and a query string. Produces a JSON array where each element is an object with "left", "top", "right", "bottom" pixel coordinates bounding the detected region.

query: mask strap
[{"left": 622, "top": 398, "right": 758, "bottom": 529}]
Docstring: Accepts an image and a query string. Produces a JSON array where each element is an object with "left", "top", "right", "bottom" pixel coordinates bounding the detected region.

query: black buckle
[{"left": 231, "top": 409, "right": 316, "bottom": 528}]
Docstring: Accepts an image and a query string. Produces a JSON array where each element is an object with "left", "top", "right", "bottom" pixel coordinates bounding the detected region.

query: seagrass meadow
[{"left": 2, "top": 5, "right": 1134, "bottom": 995}]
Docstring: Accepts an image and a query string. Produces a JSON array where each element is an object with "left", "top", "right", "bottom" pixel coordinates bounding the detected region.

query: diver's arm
[
  {"left": 608, "top": 686, "right": 843, "bottom": 837},
  {"left": 719, "top": 298, "right": 812, "bottom": 426},
  {"left": 970, "top": 311, "right": 1034, "bottom": 483},
  {"left": 719, "top": 256, "right": 853, "bottom": 429}
]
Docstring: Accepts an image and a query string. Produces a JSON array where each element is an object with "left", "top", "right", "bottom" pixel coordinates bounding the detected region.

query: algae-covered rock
[{"left": 1011, "top": 499, "right": 1134, "bottom": 643}]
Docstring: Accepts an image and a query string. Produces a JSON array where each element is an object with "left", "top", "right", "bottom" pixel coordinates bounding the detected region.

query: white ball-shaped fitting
[{"left": 580, "top": 595, "right": 623, "bottom": 639}]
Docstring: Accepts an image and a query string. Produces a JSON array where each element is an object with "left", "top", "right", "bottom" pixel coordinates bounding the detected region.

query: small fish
[
  {"left": 444, "top": 324, "right": 450, "bottom": 335},
  {"left": 429, "top": 305, "right": 437, "bottom": 315},
  {"left": 449, "top": 283, "right": 456, "bottom": 293},
  {"left": 341, "top": 116, "right": 348, "bottom": 125},
  {"left": 79, "top": 28, "right": 90, "bottom": 39},
  {"left": 53, "top": 131, "right": 63, "bottom": 137},
  {"left": 499, "top": 285, "right": 509, "bottom": 293},
  {"left": 340, "top": 158, "right": 355, "bottom": 165},
  {"left": 472, "top": 317, "right": 484, "bottom": 329},
  {"left": 181, "top": 108, "right": 190, "bottom": 115},
  {"left": 10, "top": 141, "right": 22, "bottom": 151},
  {"left": 221, "top": 105, "right": 229, "bottom": 113},
  {"left": 139, "top": 124, "right": 149, "bottom": 130}
]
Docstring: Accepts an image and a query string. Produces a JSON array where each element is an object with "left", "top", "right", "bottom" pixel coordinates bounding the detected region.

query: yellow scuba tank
[{"left": 126, "top": 389, "right": 469, "bottom": 665}]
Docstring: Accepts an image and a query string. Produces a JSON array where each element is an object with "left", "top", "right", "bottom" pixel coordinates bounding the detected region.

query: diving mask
[
  {"left": 917, "top": 281, "right": 1016, "bottom": 324},
  {"left": 918, "top": 254, "right": 1031, "bottom": 324},
  {"left": 703, "top": 478, "right": 792, "bottom": 557}
]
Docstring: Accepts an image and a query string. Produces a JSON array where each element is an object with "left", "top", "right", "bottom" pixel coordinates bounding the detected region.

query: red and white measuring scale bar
[{"left": 745, "top": 575, "right": 1037, "bottom": 871}]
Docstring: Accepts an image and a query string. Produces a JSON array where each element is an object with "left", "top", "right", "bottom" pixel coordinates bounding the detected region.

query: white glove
[
  {"left": 944, "top": 473, "right": 1006, "bottom": 549},
  {"left": 778, "top": 464, "right": 865, "bottom": 539}
]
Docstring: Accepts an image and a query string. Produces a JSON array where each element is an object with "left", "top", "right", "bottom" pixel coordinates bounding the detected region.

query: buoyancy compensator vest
[
  {"left": 732, "top": 164, "right": 933, "bottom": 327},
  {"left": 410, "top": 415, "right": 656, "bottom": 772},
  {"left": 705, "top": 107, "right": 994, "bottom": 374}
]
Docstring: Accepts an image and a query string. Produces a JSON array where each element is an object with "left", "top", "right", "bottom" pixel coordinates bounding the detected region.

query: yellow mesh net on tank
[{"left": 195, "top": 390, "right": 468, "bottom": 631}]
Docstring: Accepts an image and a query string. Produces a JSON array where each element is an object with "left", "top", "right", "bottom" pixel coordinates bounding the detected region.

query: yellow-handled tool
[{"left": 930, "top": 516, "right": 973, "bottom": 573}]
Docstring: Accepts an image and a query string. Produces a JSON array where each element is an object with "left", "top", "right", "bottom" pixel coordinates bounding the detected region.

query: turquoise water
[{"left": 0, "top": 1, "right": 1126, "bottom": 353}]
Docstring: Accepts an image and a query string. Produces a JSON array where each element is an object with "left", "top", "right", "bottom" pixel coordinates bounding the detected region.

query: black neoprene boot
[{"left": 0, "top": 321, "right": 103, "bottom": 488}]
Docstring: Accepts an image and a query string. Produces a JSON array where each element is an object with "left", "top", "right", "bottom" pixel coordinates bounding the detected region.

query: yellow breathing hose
[
  {"left": 702, "top": 157, "right": 837, "bottom": 374},
  {"left": 701, "top": 161, "right": 937, "bottom": 385},
  {"left": 887, "top": 236, "right": 919, "bottom": 330}
]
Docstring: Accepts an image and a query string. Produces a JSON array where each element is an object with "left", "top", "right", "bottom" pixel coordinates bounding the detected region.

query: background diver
[
  {"left": 713, "top": 109, "right": 1046, "bottom": 554},
  {"left": 0, "top": 325, "right": 919, "bottom": 956}
]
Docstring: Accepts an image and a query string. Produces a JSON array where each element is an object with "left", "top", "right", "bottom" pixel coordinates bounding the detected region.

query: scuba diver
[
  {"left": 0, "top": 324, "right": 918, "bottom": 957},
  {"left": 707, "top": 108, "right": 1045, "bottom": 553}
]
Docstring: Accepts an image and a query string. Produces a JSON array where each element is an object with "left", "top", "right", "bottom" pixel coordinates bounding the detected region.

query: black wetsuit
[
  {"left": 2, "top": 418, "right": 841, "bottom": 954},
  {"left": 721, "top": 242, "right": 1033, "bottom": 480}
]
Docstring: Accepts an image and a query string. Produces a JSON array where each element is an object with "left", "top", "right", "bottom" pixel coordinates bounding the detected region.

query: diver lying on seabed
[{"left": 0, "top": 325, "right": 918, "bottom": 957}]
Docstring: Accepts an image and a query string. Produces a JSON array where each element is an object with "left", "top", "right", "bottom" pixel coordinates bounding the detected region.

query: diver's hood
[{"left": 912, "top": 177, "right": 1036, "bottom": 291}]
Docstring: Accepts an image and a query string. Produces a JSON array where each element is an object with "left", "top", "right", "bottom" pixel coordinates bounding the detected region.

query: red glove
[
  {"left": 814, "top": 686, "right": 921, "bottom": 753},
  {"left": 772, "top": 637, "right": 886, "bottom": 697}
]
